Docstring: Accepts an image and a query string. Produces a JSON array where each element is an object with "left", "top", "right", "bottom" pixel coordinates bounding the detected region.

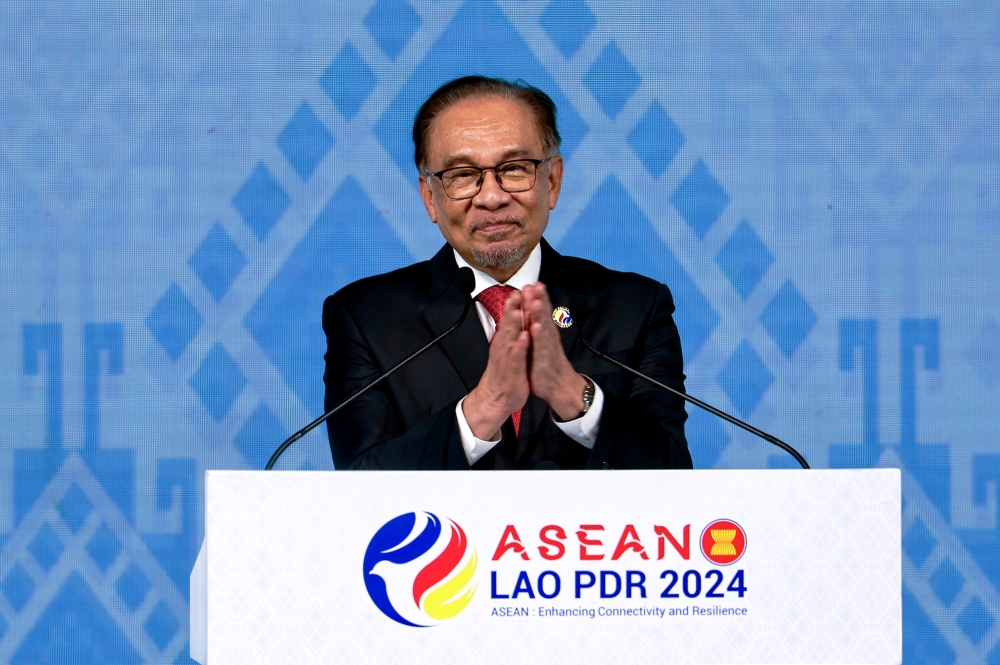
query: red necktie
[{"left": 477, "top": 285, "right": 522, "bottom": 435}]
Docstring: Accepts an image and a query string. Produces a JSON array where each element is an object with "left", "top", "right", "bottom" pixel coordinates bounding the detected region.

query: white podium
[{"left": 191, "top": 469, "right": 901, "bottom": 664}]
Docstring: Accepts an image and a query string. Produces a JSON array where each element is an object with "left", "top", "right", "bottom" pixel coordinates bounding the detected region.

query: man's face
[{"left": 418, "top": 95, "right": 563, "bottom": 275}]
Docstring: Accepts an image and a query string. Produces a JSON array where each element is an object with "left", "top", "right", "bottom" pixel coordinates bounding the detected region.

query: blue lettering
[
  {"left": 600, "top": 571, "right": 621, "bottom": 598},
  {"left": 491, "top": 570, "right": 509, "bottom": 599},
  {"left": 538, "top": 571, "right": 561, "bottom": 599},
  {"left": 512, "top": 571, "right": 535, "bottom": 599},
  {"left": 575, "top": 570, "right": 596, "bottom": 598},
  {"left": 626, "top": 570, "right": 647, "bottom": 598}
]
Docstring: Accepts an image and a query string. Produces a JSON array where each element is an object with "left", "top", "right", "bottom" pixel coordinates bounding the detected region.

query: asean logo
[
  {"left": 363, "top": 512, "right": 479, "bottom": 627},
  {"left": 700, "top": 519, "right": 747, "bottom": 565}
]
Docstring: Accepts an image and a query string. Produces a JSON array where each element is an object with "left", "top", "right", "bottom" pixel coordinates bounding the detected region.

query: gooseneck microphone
[
  {"left": 265, "top": 267, "right": 477, "bottom": 470},
  {"left": 569, "top": 295, "right": 810, "bottom": 469}
]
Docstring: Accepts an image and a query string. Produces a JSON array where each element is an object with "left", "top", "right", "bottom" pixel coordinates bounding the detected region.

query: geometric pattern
[
  {"left": 145, "top": 284, "right": 203, "bottom": 362},
  {"left": 583, "top": 42, "right": 641, "bottom": 120},
  {"left": 243, "top": 177, "right": 414, "bottom": 415},
  {"left": 231, "top": 163, "right": 291, "bottom": 242},
  {"left": 4, "top": 1, "right": 1000, "bottom": 663},
  {"left": 233, "top": 405, "right": 288, "bottom": 470},
  {"left": 188, "top": 344, "right": 247, "bottom": 422},
  {"left": 276, "top": 103, "right": 334, "bottom": 181},
  {"left": 0, "top": 455, "right": 188, "bottom": 663},
  {"left": 559, "top": 175, "right": 720, "bottom": 358},
  {"left": 628, "top": 101, "right": 685, "bottom": 178},
  {"left": 760, "top": 280, "right": 818, "bottom": 358},
  {"left": 716, "top": 340, "right": 775, "bottom": 418},
  {"left": 321, "top": 45, "right": 378, "bottom": 121},
  {"left": 364, "top": 0, "right": 421, "bottom": 61},
  {"left": 671, "top": 160, "right": 730, "bottom": 240},
  {"left": 539, "top": 0, "right": 596, "bottom": 59},
  {"left": 187, "top": 223, "right": 247, "bottom": 302},
  {"left": 715, "top": 220, "right": 774, "bottom": 300}
]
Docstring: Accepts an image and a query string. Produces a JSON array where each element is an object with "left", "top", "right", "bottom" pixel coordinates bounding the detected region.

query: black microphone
[
  {"left": 265, "top": 267, "right": 477, "bottom": 470},
  {"left": 568, "top": 295, "right": 810, "bottom": 469}
]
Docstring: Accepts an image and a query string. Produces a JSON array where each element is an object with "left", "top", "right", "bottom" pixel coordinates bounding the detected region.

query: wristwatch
[{"left": 580, "top": 375, "right": 595, "bottom": 414}]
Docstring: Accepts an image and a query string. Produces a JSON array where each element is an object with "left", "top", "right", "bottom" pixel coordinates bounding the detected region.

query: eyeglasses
[{"left": 424, "top": 158, "right": 551, "bottom": 201}]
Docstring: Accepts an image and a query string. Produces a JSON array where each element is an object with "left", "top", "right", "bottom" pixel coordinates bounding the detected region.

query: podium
[{"left": 191, "top": 469, "right": 901, "bottom": 664}]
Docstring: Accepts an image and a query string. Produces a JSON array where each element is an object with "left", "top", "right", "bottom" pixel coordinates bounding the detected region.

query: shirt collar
[{"left": 452, "top": 242, "right": 542, "bottom": 298}]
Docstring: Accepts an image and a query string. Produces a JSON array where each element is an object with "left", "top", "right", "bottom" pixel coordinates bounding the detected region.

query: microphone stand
[
  {"left": 265, "top": 292, "right": 473, "bottom": 470},
  {"left": 573, "top": 317, "right": 810, "bottom": 470}
]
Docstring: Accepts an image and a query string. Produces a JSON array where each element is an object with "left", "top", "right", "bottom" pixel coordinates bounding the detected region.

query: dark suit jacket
[{"left": 322, "top": 239, "right": 692, "bottom": 470}]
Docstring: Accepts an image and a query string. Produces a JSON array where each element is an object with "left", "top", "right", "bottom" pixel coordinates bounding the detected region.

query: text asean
[{"left": 492, "top": 523, "right": 692, "bottom": 561}]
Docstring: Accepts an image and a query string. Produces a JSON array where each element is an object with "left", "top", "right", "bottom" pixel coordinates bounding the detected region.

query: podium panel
[{"left": 192, "top": 469, "right": 900, "bottom": 664}]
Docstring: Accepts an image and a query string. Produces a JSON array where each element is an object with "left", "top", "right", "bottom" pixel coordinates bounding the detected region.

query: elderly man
[{"left": 323, "top": 76, "right": 692, "bottom": 470}]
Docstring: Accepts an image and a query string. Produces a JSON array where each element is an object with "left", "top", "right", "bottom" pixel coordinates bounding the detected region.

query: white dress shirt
[{"left": 453, "top": 245, "right": 605, "bottom": 465}]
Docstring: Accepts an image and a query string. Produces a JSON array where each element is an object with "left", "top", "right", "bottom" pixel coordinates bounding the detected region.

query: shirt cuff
[
  {"left": 456, "top": 396, "right": 503, "bottom": 465},
  {"left": 551, "top": 381, "right": 604, "bottom": 449}
]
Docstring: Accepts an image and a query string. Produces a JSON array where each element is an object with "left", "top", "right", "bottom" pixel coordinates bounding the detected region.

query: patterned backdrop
[{"left": 2, "top": 1, "right": 999, "bottom": 662}]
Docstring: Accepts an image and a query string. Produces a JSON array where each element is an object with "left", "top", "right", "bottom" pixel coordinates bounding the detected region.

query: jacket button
[{"left": 601, "top": 461, "right": 610, "bottom": 470}]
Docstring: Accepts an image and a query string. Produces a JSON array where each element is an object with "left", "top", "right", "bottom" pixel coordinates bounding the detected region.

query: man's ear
[
  {"left": 418, "top": 175, "right": 439, "bottom": 225},
  {"left": 546, "top": 155, "right": 564, "bottom": 211}
]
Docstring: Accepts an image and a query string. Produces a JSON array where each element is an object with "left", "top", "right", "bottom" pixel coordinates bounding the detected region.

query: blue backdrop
[{"left": 2, "top": 1, "right": 999, "bottom": 662}]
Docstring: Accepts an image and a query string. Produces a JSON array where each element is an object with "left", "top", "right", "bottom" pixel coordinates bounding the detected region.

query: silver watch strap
[{"left": 580, "top": 375, "right": 595, "bottom": 414}]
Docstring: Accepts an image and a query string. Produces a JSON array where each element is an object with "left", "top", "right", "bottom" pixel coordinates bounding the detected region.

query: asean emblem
[
  {"left": 363, "top": 512, "right": 479, "bottom": 627},
  {"left": 700, "top": 519, "right": 747, "bottom": 565},
  {"left": 552, "top": 306, "right": 573, "bottom": 328}
]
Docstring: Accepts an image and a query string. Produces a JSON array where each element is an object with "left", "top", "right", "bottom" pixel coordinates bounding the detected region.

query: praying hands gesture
[{"left": 463, "top": 282, "right": 588, "bottom": 439}]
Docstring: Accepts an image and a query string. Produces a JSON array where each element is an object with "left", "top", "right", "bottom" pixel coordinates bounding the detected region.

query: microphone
[
  {"left": 265, "top": 267, "right": 477, "bottom": 470},
  {"left": 568, "top": 295, "right": 810, "bottom": 469}
]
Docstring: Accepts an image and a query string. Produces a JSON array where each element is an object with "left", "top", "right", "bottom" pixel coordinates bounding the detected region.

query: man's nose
[{"left": 472, "top": 169, "right": 511, "bottom": 208}]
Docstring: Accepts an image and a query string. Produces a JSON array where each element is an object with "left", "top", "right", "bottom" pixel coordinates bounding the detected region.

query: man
[{"left": 323, "top": 76, "right": 692, "bottom": 470}]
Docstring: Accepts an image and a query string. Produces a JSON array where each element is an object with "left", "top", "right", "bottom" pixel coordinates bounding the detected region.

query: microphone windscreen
[
  {"left": 456, "top": 267, "right": 476, "bottom": 295},
  {"left": 569, "top": 294, "right": 591, "bottom": 324}
]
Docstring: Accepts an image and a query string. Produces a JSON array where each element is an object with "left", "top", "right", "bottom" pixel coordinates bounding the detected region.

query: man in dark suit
[{"left": 323, "top": 76, "right": 692, "bottom": 470}]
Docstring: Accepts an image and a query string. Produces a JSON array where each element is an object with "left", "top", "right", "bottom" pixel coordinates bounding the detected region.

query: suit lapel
[
  {"left": 539, "top": 240, "right": 582, "bottom": 363},
  {"left": 419, "top": 245, "right": 490, "bottom": 392}
]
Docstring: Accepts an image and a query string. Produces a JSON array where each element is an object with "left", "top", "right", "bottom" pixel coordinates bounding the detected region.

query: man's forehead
[
  {"left": 426, "top": 95, "right": 544, "bottom": 163},
  {"left": 438, "top": 147, "right": 536, "bottom": 170}
]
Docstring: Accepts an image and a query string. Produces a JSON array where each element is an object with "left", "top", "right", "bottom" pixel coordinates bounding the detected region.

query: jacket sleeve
[
  {"left": 584, "top": 283, "right": 693, "bottom": 470},
  {"left": 322, "top": 294, "right": 471, "bottom": 470}
]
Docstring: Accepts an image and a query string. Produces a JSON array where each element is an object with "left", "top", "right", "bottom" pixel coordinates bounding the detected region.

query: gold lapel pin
[{"left": 552, "top": 306, "right": 573, "bottom": 328}]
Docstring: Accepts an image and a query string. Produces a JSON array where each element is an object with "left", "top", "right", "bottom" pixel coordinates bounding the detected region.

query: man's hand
[
  {"left": 463, "top": 291, "right": 531, "bottom": 439},
  {"left": 522, "top": 282, "right": 588, "bottom": 421}
]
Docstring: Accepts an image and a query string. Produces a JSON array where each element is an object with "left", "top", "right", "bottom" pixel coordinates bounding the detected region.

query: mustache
[{"left": 469, "top": 216, "right": 524, "bottom": 233}]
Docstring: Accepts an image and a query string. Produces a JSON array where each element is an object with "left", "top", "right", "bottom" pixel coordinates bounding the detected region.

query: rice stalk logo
[
  {"left": 363, "top": 512, "right": 478, "bottom": 627},
  {"left": 700, "top": 518, "right": 747, "bottom": 565}
]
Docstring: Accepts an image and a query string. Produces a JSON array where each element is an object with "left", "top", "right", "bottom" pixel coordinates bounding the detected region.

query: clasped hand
[{"left": 463, "top": 282, "right": 588, "bottom": 439}]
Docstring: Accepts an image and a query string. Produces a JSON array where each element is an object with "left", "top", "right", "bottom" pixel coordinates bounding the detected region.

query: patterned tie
[{"left": 477, "top": 284, "right": 522, "bottom": 435}]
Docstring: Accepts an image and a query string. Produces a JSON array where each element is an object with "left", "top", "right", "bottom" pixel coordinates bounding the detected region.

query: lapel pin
[{"left": 552, "top": 306, "right": 573, "bottom": 328}]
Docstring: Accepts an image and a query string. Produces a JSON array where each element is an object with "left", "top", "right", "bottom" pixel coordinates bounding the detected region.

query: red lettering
[
  {"left": 576, "top": 524, "right": 605, "bottom": 560},
  {"left": 538, "top": 525, "right": 567, "bottom": 560},
  {"left": 654, "top": 524, "right": 690, "bottom": 560},
  {"left": 611, "top": 524, "right": 649, "bottom": 560},
  {"left": 492, "top": 525, "right": 530, "bottom": 561}
]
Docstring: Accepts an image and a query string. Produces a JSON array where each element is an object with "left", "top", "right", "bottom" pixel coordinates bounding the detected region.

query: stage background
[{"left": 1, "top": 1, "right": 998, "bottom": 662}]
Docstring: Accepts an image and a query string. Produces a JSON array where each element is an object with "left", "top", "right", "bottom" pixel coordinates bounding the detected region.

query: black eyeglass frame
[{"left": 423, "top": 157, "right": 553, "bottom": 200}]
